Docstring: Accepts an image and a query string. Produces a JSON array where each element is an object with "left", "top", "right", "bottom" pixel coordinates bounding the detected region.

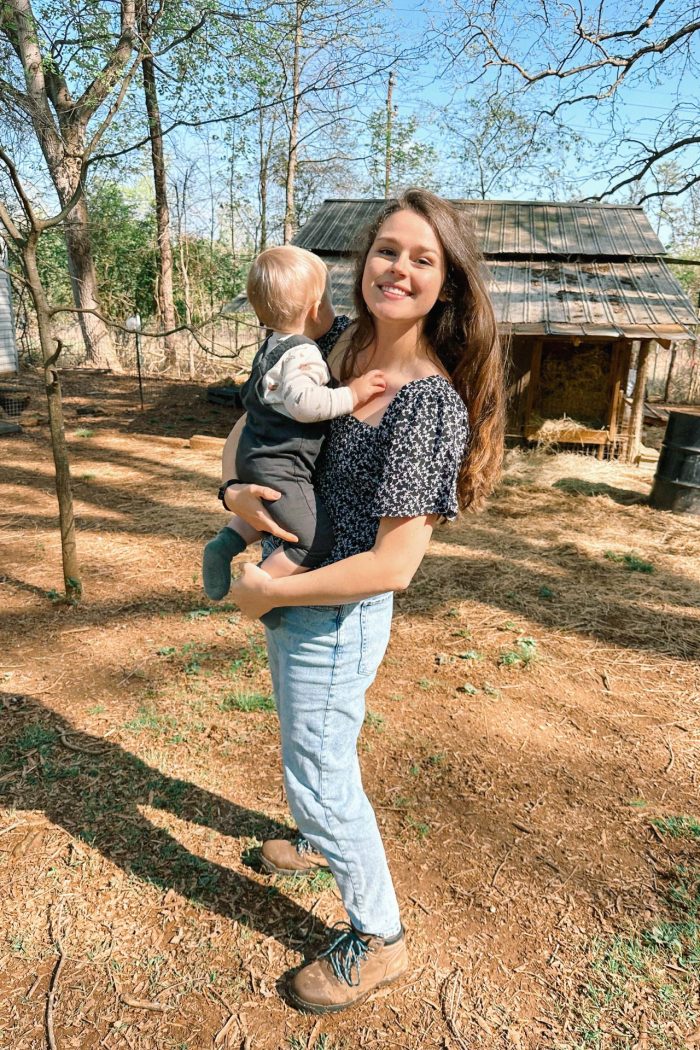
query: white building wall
[{"left": 0, "top": 248, "right": 18, "bottom": 375}]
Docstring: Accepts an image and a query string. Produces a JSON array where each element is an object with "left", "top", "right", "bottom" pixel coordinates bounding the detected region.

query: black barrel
[{"left": 650, "top": 411, "right": 700, "bottom": 515}]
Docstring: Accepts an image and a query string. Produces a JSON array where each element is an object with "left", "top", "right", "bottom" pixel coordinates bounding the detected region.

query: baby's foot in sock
[{"left": 202, "top": 527, "right": 247, "bottom": 600}]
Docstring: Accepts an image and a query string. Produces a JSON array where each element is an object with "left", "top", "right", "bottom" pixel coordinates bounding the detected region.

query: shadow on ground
[{"left": 0, "top": 692, "right": 331, "bottom": 953}]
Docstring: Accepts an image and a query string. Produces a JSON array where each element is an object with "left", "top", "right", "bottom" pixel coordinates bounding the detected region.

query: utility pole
[{"left": 385, "top": 70, "right": 396, "bottom": 198}]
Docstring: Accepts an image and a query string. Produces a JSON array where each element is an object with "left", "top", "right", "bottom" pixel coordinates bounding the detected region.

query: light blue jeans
[{"left": 264, "top": 592, "right": 402, "bottom": 939}]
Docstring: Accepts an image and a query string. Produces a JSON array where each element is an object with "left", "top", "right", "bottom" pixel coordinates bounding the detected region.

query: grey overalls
[{"left": 236, "top": 333, "right": 334, "bottom": 568}]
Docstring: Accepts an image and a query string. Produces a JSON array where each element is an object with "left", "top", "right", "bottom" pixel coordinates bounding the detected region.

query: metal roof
[
  {"left": 320, "top": 255, "right": 697, "bottom": 339},
  {"left": 225, "top": 198, "right": 698, "bottom": 337},
  {"left": 293, "top": 198, "right": 667, "bottom": 258}
]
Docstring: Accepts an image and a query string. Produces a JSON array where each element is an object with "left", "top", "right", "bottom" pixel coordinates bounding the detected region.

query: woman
[{"left": 224, "top": 190, "right": 504, "bottom": 1014}]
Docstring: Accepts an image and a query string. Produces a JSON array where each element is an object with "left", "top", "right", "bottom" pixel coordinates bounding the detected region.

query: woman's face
[{"left": 361, "top": 209, "right": 447, "bottom": 327}]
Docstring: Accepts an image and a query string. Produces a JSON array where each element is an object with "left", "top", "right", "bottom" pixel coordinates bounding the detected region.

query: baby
[{"left": 202, "top": 244, "right": 385, "bottom": 601}]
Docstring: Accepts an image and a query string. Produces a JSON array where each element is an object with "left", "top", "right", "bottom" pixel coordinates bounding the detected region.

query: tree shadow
[
  {"left": 2, "top": 453, "right": 225, "bottom": 542},
  {"left": 552, "top": 477, "right": 648, "bottom": 505},
  {"left": 0, "top": 691, "right": 331, "bottom": 952},
  {"left": 406, "top": 518, "right": 700, "bottom": 662},
  {"left": 54, "top": 370, "right": 238, "bottom": 440},
  {"left": 122, "top": 380, "right": 239, "bottom": 439},
  {"left": 0, "top": 573, "right": 57, "bottom": 601}
]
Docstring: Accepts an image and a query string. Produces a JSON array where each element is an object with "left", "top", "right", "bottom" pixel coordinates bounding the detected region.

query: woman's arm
[
  {"left": 221, "top": 413, "right": 246, "bottom": 482},
  {"left": 229, "top": 514, "right": 436, "bottom": 619}
]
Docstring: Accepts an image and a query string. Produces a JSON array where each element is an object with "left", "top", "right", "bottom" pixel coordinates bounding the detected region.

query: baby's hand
[{"left": 347, "top": 369, "right": 386, "bottom": 409}]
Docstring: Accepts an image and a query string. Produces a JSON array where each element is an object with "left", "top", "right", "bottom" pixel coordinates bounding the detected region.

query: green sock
[{"left": 202, "top": 527, "right": 247, "bottom": 600}]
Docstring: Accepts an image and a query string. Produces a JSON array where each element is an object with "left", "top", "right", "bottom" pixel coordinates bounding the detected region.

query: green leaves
[{"left": 498, "top": 637, "right": 537, "bottom": 668}]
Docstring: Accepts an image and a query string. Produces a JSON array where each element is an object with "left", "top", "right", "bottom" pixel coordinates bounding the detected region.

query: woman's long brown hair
[{"left": 342, "top": 189, "right": 505, "bottom": 512}]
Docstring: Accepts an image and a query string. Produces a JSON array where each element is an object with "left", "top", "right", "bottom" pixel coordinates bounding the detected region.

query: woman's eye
[
  {"left": 377, "top": 247, "right": 395, "bottom": 257},
  {"left": 417, "top": 257, "right": 432, "bottom": 266}
]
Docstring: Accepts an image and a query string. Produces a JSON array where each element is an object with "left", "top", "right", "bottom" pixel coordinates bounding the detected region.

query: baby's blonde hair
[{"left": 246, "top": 245, "right": 328, "bottom": 329}]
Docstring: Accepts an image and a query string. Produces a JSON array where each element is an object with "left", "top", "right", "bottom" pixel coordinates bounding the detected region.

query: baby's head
[{"left": 247, "top": 245, "right": 331, "bottom": 333}]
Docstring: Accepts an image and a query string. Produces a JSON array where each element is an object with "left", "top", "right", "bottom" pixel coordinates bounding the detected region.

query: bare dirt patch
[{"left": 1, "top": 369, "right": 699, "bottom": 1049}]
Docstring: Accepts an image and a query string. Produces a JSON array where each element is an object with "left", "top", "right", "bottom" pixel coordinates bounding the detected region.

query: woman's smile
[{"left": 378, "top": 283, "right": 412, "bottom": 299}]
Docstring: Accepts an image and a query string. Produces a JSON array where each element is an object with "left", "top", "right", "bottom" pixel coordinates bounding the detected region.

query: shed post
[
  {"left": 663, "top": 344, "right": 678, "bottom": 401},
  {"left": 523, "top": 337, "right": 543, "bottom": 435},
  {"left": 606, "top": 339, "right": 628, "bottom": 456},
  {"left": 625, "top": 339, "right": 653, "bottom": 464}
]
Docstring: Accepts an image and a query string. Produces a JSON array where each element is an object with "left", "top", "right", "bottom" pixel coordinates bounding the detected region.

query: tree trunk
[
  {"left": 663, "top": 345, "right": 678, "bottom": 402},
  {"left": 24, "top": 237, "right": 81, "bottom": 599},
  {"left": 385, "top": 70, "right": 395, "bottom": 197},
  {"left": 141, "top": 34, "right": 177, "bottom": 372},
  {"left": 46, "top": 130, "right": 120, "bottom": 370},
  {"left": 625, "top": 339, "right": 653, "bottom": 464},
  {"left": 177, "top": 227, "right": 194, "bottom": 379},
  {"left": 61, "top": 192, "right": 121, "bottom": 371},
  {"left": 688, "top": 343, "right": 698, "bottom": 403},
  {"left": 283, "top": 1, "right": 303, "bottom": 244},
  {"left": 5, "top": 0, "right": 126, "bottom": 371},
  {"left": 174, "top": 175, "right": 194, "bottom": 377},
  {"left": 258, "top": 106, "right": 269, "bottom": 252}
]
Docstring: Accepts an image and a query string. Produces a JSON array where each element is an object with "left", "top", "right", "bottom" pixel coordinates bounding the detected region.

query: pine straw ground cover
[{"left": 0, "top": 369, "right": 699, "bottom": 1050}]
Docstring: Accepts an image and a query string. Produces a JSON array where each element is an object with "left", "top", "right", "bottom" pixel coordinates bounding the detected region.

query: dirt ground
[{"left": 1, "top": 369, "right": 699, "bottom": 1050}]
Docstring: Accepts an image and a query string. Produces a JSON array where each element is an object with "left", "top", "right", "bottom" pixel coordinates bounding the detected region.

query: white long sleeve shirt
[{"left": 261, "top": 333, "right": 354, "bottom": 423}]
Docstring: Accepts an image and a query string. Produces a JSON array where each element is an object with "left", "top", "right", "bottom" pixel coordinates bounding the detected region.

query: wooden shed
[{"left": 292, "top": 198, "right": 699, "bottom": 457}]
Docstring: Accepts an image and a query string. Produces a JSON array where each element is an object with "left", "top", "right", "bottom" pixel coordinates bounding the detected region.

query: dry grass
[{"left": 1, "top": 368, "right": 699, "bottom": 1049}]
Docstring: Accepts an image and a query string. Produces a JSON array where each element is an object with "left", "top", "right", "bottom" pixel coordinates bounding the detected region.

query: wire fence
[{"left": 16, "top": 314, "right": 264, "bottom": 384}]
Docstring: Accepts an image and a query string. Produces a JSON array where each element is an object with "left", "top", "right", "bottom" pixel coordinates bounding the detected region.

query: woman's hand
[
  {"left": 224, "top": 484, "right": 299, "bottom": 543},
  {"left": 229, "top": 562, "right": 275, "bottom": 619}
]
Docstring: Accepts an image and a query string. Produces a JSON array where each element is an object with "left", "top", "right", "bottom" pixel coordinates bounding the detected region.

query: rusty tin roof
[
  {"left": 225, "top": 198, "right": 697, "bottom": 337},
  {"left": 321, "top": 255, "right": 697, "bottom": 338},
  {"left": 293, "top": 198, "right": 667, "bottom": 258}
]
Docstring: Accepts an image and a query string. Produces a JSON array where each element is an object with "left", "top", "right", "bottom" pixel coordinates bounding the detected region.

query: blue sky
[{"left": 378, "top": 0, "right": 699, "bottom": 225}]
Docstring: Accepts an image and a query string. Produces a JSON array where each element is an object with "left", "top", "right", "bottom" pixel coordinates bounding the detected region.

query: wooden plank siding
[{"left": 0, "top": 250, "right": 18, "bottom": 375}]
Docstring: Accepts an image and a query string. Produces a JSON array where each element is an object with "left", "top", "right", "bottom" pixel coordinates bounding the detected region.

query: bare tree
[
  {"left": 283, "top": 0, "right": 304, "bottom": 243},
  {"left": 384, "top": 70, "right": 396, "bottom": 198},
  {"left": 0, "top": 2, "right": 167, "bottom": 596},
  {"left": 446, "top": 0, "right": 700, "bottom": 204},
  {"left": 1, "top": 155, "right": 90, "bottom": 599},
  {"left": 272, "top": 0, "right": 401, "bottom": 242},
  {"left": 0, "top": 0, "right": 142, "bottom": 368},
  {"left": 139, "top": 1, "right": 178, "bottom": 371}
]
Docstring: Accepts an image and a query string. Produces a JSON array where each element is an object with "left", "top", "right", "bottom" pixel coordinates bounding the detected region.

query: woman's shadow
[{"left": 0, "top": 691, "right": 331, "bottom": 952}]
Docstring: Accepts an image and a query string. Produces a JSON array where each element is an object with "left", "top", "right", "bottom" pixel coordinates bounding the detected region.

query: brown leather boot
[
  {"left": 260, "top": 836, "right": 331, "bottom": 876},
  {"left": 288, "top": 925, "right": 408, "bottom": 1014}
]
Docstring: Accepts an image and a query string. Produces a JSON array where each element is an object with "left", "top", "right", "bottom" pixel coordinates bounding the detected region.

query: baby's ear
[{"left": 309, "top": 299, "right": 322, "bottom": 321}]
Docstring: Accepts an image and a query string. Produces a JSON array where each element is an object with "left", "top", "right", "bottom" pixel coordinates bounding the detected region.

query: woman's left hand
[{"left": 229, "top": 562, "right": 275, "bottom": 620}]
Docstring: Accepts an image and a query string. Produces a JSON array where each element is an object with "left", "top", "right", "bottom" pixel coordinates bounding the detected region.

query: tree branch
[
  {"left": 91, "top": 46, "right": 404, "bottom": 164},
  {"left": 590, "top": 134, "right": 700, "bottom": 199},
  {"left": 71, "top": 0, "right": 138, "bottom": 125},
  {"left": 0, "top": 146, "right": 37, "bottom": 228},
  {"left": 83, "top": 52, "right": 145, "bottom": 159},
  {"left": 473, "top": 17, "right": 700, "bottom": 89},
  {"left": 0, "top": 260, "right": 33, "bottom": 290},
  {"left": 48, "top": 302, "right": 226, "bottom": 339},
  {"left": 0, "top": 201, "right": 23, "bottom": 245},
  {"left": 4, "top": 0, "right": 60, "bottom": 141},
  {"left": 0, "top": 75, "right": 35, "bottom": 117}
]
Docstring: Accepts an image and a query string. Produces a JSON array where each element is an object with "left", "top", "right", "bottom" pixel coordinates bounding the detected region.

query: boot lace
[
  {"left": 295, "top": 836, "right": 314, "bottom": 856},
  {"left": 318, "top": 924, "right": 370, "bottom": 987}
]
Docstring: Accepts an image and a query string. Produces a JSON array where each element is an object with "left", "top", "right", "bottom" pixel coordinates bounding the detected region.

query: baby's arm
[{"left": 272, "top": 344, "right": 384, "bottom": 423}]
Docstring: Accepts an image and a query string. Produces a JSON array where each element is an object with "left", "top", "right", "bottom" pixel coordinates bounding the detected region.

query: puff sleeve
[{"left": 370, "top": 381, "right": 469, "bottom": 520}]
